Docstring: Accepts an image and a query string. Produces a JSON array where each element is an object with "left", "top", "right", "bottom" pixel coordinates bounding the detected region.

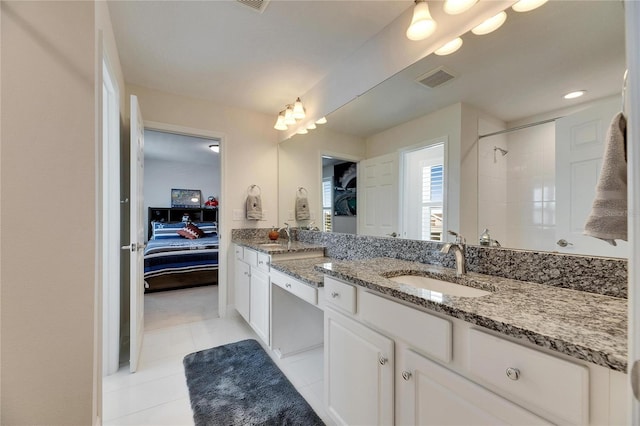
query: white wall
[
  {"left": 125, "top": 84, "right": 278, "bottom": 314},
  {"left": 278, "top": 126, "right": 365, "bottom": 227},
  {"left": 1, "top": 1, "right": 97, "bottom": 423}
]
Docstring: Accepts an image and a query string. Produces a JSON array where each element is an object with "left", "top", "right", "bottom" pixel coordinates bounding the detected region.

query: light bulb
[
  {"left": 406, "top": 1, "right": 437, "bottom": 41},
  {"left": 434, "top": 38, "right": 463, "bottom": 56},
  {"left": 292, "top": 97, "right": 305, "bottom": 120},
  {"left": 273, "top": 112, "right": 288, "bottom": 131},
  {"left": 284, "top": 105, "right": 296, "bottom": 125},
  {"left": 306, "top": 122, "right": 317, "bottom": 130},
  {"left": 443, "top": 0, "right": 477, "bottom": 15},
  {"left": 512, "top": 0, "right": 548, "bottom": 12},
  {"left": 296, "top": 127, "right": 309, "bottom": 135},
  {"left": 315, "top": 117, "right": 327, "bottom": 124},
  {"left": 471, "top": 11, "right": 507, "bottom": 35}
]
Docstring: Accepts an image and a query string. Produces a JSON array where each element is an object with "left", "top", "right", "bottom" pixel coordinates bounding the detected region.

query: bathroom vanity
[{"left": 231, "top": 229, "right": 628, "bottom": 426}]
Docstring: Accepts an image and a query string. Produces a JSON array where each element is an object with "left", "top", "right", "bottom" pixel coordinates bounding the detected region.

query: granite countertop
[
  {"left": 270, "top": 257, "right": 333, "bottom": 288},
  {"left": 315, "top": 257, "right": 627, "bottom": 372},
  {"left": 233, "top": 238, "right": 325, "bottom": 255}
]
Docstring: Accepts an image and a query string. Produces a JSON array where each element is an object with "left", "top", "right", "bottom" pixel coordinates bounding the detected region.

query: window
[
  {"left": 421, "top": 164, "right": 444, "bottom": 240},
  {"left": 322, "top": 177, "right": 333, "bottom": 232}
]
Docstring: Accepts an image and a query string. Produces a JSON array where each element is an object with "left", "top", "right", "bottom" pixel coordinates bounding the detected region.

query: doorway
[{"left": 322, "top": 156, "right": 357, "bottom": 234}]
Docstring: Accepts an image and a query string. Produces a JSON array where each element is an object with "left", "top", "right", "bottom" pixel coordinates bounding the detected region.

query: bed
[{"left": 144, "top": 221, "right": 219, "bottom": 291}]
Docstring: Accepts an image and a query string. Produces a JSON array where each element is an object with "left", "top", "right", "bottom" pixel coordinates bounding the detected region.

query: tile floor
[{"left": 103, "top": 285, "right": 331, "bottom": 425}]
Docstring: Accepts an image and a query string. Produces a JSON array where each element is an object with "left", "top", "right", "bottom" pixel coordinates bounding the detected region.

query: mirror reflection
[{"left": 278, "top": 1, "right": 626, "bottom": 258}]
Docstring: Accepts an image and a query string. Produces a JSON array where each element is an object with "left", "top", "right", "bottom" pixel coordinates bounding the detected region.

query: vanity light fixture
[
  {"left": 443, "top": 0, "right": 477, "bottom": 15},
  {"left": 563, "top": 90, "right": 586, "bottom": 100},
  {"left": 471, "top": 11, "right": 507, "bottom": 35},
  {"left": 284, "top": 105, "right": 296, "bottom": 125},
  {"left": 306, "top": 121, "right": 317, "bottom": 130},
  {"left": 209, "top": 144, "right": 220, "bottom": 153},
  {"left": 406, "top": 0, "right": 437, "bottom": 41},
  {"left": 273, "top": 110, "right": 288, "bottom": 130},
  {"left": 512, "top": 0, "right": 548, "bottom": 13},
  {"left": 435, "top": 37, "right": 463, "bottom": 55},
  {"left": 296, "top": 127, "right": 309, "bottom": 135},
  {"left": 292, "top": 97, "right": 306, "bottom": 120},
  {"left": 315, "top": 117, "right": 327, "bottom": 124}
]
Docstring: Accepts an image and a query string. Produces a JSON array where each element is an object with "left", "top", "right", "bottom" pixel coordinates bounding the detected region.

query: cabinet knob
[
  {"left": 285, "top": 283, "right": 292, "bottom": 289},
  {"left": 259, "top": 260, "right": 263, "bottom": 265},
  {"left": 331, "top": 292, "right": 340, "bottom": 298},
  {"left": 379, "top": 356, "right": 388, "bottom": 365},
  {"left": 506, "top": 367, "right": 520, "bottom": 381},
  {"left": 402, "top": 371, "right": 412, "bottom": 381}
]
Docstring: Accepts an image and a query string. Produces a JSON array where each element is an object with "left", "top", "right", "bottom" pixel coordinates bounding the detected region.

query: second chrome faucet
[{"left": 440, "top": 230, "right": 466, "bottom": 276}]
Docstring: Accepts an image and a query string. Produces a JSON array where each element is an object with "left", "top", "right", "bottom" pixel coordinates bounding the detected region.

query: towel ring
[
  {"left": 297, "top": 187, "right": 308, "bottom": 197},
  {"left": 248, "top": 184, "right": 261, "bottom": 196}
]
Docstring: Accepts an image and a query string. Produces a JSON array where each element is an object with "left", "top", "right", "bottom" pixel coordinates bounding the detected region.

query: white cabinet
[
  {"left": 234, "top": 256, "right": 250, "bottom": 322},
  {"left": 324, "top": 307, "right": 394, "bottom": 426},
  {"left": 249, "top": 267, "right": 270, "bottom": 344},
  {"left": 396, "top": 348, "right": 550, "bottom": 426}
]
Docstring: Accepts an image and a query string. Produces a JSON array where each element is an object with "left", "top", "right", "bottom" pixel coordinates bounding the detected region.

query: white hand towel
[
  {"left": 296, "top": 196, "right": 310, "bottom": 221},
  {"left": 584, "top": 112, "right": 627, "bottom": 245},
  {"left": 246, "top": 195, "right": 262, "bottom": 220}
]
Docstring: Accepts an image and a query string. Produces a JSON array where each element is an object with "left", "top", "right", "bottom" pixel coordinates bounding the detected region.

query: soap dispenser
[{"left": 479, "top": 229, "right": 491, "bottom": 246}]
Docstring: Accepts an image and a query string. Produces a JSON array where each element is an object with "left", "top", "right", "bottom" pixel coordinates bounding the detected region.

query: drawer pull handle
[
  {"left": 506, "top": 367, "right": 520, "bottom": 381},
  {"left": 285, "top": 283, "right": 292, "bottom": 289},
  {"left": 402, "top": 371, "right": 412, "bottom": 381},
  {"left": 379, "top": 356, "right": 388, "bottom": 366},
  {"left": 331, "top": 292, "right": 340, "bottom": 298}
]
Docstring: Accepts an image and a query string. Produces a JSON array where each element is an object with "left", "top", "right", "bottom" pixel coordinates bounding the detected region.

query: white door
[
  {"left": 358, "top": 153, "right": 399, "bottom": 237},
  {"left": 396, "top": 349, "right": 551, "bottom": 425},
  {"left": 127, "top": 95, "right": 145, "bottom": 373},
  {"left": 324, "top": 308, "right": 394, "bottom": 426},
  {"left": 556, "top": 97, "right": 627, "bottom": 257}
]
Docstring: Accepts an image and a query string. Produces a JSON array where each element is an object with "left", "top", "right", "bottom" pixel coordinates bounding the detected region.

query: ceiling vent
[
  {"left": 236, "top": 0, "right": 270, "bottom": 13},
  {"left": 416, "top": 67, "right": 456, "bottom": 89}
]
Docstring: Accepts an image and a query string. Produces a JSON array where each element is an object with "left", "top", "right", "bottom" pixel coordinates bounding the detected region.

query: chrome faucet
[
  {"left": 278, "top": 223, "right": 291, "bottom": 242},
  {"left": 440, "top": 230, "right": 466, "bottom": 276}
]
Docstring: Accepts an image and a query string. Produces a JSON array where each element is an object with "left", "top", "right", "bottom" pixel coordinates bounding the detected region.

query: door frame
[
  {"left": 143, "top": 121, "right": 227, "bottom": 317},
  {"left": 319, "top": 150, "right": 362, "bottom": 233}
]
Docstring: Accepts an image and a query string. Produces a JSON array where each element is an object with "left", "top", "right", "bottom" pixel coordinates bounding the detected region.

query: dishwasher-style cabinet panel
[
  {"left": 325, "top": 307, "right": 394, "bottom": 426},
  {"left": 396, "top": 348, "right": 551, "bottom": 426}
]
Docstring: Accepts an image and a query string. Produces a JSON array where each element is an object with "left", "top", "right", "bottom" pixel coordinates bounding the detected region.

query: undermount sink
[{"left": 388, "top": 275, "right": 491, "bottom": 298}]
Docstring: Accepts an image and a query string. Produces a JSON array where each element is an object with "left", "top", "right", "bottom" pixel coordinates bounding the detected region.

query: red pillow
[{"left": 177, "top": 223, "right": 204, "bottom": 239}]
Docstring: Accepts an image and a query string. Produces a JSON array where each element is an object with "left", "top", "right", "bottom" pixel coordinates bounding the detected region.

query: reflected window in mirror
[
  {"left": 322, "top": 177, "right": 333, "bottom": 232},
  {"left": 402, "top": 142, "right": 446, "bottom": 241}
]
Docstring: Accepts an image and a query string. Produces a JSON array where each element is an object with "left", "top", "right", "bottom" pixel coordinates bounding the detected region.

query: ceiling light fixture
[
  {"left": 273, "top": 111, "right": 288, "bottom": 130},
  {"left": 292, "top": 97, "right": 306, "bottom": 120},
  {"left": 471, "top": 11, "right": 507, "bottom": 35},
  {"left": 512, "top": 0, "right": 548, "bottom": 13},
  {"left": 209, "top": 144, "right": 220, "bottom": 153},
  {"left": 406, "top": 0, "right": 437, "bottom": 41},
  {"left": 284, "top": 105, "right": 296, "bottom": 125},
  {"left": 434, "top": 37, "right": 463, "bottom": 55},
  {"left": 306, "top": 122, "right": 317, "bottom": 130},
  {"left": 443, "top": 0, "right": 477, "bottom": 15},
  {"left": 563, "top": 90, "right": 586, "bottom": 100},
  {"left": 296, "top": 127, "right": 309, "bottom": 135},
  {"left": 315, "top": 117, "right": 327, "bottom": 124}
]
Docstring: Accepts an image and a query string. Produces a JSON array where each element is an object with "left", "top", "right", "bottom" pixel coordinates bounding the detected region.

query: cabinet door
[
  {"left": 396, "top": 349, "right": 551, "bottom": 426},
  {"left": 234, "top": 260, "right": 251, "bottom": 322},
  {"left": 249, "top": 268, "right": 270, "bottom": 345},
  {"left": 324, "top": 308, "right": 394, "bottom": 426}
]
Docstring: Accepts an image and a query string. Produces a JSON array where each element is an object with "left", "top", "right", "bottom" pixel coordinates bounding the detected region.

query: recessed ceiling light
[
  {"left": 471, "top": 11, "right": 507, "bottom": 35},
  {"left": 563, "top": 90, "right": 586, "bottom": 100},
  {"left": 512, "top": 0, "right": 548, "bottom": 13},
  {"left": 435, "top": 38, "right": 463, "bottom": 56},
  {"left": 443, "top": 0, "right": 477, "bottom": 15}
]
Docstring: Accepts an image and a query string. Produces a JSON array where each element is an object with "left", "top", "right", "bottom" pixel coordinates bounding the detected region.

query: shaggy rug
[{"left": 183, "top": 339, "right": 324, "bottom": 426}]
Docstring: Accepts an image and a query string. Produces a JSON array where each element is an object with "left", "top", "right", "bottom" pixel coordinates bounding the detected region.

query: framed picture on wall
[{"left": 171, "top": 188, "right": 202, "bottom": 208}]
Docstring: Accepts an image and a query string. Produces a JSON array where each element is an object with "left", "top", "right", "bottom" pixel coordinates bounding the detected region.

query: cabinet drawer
[
  {"left": 271, "top": 269, "right": 317, "bottom": 305},
  {"left": 360, "top": 291, "right": 452, "bottom": 364},
  {"left": 468, "top": 328, "right": 588, "bottom": 425},
  {"left": 324, "top": 277, "right": 356, "bottom": 314},
  {"left": 244, "top": 248, "right": 258, "bottom": 268},
  {"left": 234, "top": 244, "right": 244, "bottom": 261},
  {"left": 256, "top": 252, "right": 270, "bottom": 273}
]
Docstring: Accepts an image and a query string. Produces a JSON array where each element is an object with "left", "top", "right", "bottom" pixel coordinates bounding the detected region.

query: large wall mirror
[{"left": 278, "top": 1, "right": 626, "bottom": 258}]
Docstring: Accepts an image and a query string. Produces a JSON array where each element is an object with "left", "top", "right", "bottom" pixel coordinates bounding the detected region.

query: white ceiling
[
  {"left": 144, "top": 129, "right": 220, "bottom": 166},
  {"left": 108, "top": 0, "right": 410, "bottom": 116}
]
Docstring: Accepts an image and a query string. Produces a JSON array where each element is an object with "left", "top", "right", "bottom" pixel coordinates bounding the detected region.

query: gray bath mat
[{"left": 183, "top": 339, "right": 324, "bottom": 426}]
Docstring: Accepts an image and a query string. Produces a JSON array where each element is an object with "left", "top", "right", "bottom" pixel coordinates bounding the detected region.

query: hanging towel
[
  {"left": 246, "top": 185, "right": 263, "bottom": 220},
  {"left": 584, "top": 112, "right": 628, "bottom": 245},
  {"left": 295, "top": 187, "right": 310, "bottom": 221}
]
